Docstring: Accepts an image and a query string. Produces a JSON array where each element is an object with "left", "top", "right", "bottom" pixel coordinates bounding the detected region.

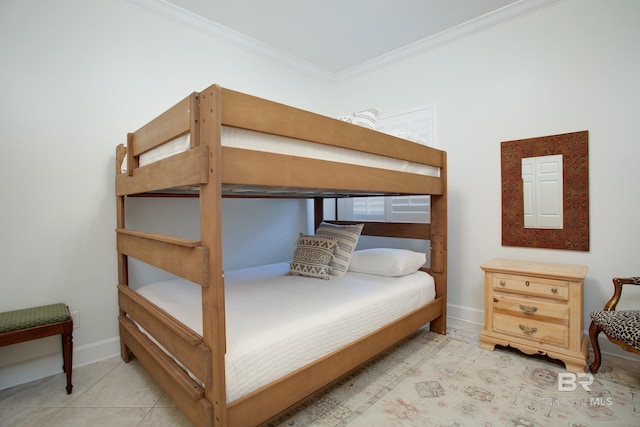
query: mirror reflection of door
[{"left": 521, "top": 154, "right": 563, "bottom": 229}]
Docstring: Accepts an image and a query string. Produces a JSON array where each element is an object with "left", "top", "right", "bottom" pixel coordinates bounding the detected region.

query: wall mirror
[{"left": 501, "top": 130, "right": 589, "bottom": 251}]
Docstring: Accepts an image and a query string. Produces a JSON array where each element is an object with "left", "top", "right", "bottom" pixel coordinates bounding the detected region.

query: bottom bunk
[{"left": 119, "top": 256, "right": 445, "bottom": 427}]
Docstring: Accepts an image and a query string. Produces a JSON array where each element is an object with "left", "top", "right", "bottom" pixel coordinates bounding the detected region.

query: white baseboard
[
  {"left": 447, "top": 303, "right": 484, "bottom": 326},
  {"left": 0, "top": 337, "right": 121, "bottom": 391}
]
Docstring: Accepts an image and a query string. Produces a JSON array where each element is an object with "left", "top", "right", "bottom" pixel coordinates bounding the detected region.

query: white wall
[
  {"left": 0, "top": 0, "right": 330, "bottom": 389},
  {"left": 2, "top": 0, "right": 639, "bottom": 390},
  {"left": 333, "top": 0, "right": 640, "bottom": 329}
]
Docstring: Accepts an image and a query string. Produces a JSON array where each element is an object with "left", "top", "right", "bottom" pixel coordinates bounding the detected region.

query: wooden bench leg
[{"left": 61, "top": 330, "right": 73, "bottom": 394}]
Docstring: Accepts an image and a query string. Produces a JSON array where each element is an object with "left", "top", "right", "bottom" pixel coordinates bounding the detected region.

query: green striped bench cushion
[{"left": 0, "top": 303, "right": 70, "bottom": 333}]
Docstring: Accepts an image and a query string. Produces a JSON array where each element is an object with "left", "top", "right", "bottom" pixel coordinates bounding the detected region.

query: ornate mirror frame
[{"left": 501, "top": 130, "right": 589, "bottom": 251}]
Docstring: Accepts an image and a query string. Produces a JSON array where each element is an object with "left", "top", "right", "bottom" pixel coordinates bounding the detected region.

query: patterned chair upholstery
[{"left": 589, "top": 277, "right": 640, "bottom": 373}]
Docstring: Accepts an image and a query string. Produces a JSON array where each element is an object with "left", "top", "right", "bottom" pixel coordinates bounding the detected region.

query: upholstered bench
[{"left": 0, "top": 303, "right": 73, "bottom": 394}]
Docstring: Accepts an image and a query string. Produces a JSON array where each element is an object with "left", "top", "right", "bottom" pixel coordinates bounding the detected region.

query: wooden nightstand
[{"left": 480, "top": 258, "right": 588, "bottom": 373}]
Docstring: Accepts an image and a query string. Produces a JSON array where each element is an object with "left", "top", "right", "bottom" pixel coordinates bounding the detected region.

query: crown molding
[
  {"left": 127, "top": 0, "right": 561, "bottom": 84},
  {"left": 126, "top": 0, "right": 334, "bottom": 81},
  {"left": 334, "top": 0, "right": 561, "bottom": 82}
]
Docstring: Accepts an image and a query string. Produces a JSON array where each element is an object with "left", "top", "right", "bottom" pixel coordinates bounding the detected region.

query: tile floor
[
  {"left": 0, "top": 355, "right": 192, "bottom": 426},
  {"left": 0, "top": 320, "right": 626, "bottom": 426},
  {"left": 0, "top": 319, "right": 482, "bottom": 427}
]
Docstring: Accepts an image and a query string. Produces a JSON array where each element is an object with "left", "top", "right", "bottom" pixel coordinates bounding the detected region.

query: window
[{"left": 338, "top": 106, "right": 435, "bottom": 223}]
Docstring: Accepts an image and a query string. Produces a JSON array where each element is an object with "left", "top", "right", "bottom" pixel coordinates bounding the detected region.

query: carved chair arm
[{"left": 603, "top": 277, "right": 640, "bottom": 311}]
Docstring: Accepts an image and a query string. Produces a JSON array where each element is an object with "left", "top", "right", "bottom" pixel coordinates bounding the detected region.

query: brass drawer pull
[
  {"left": 500, "top": 280, "right": 506, "bottom": 286},
  {"left": 519, "top": 305, "right": 538, "bottom": 315},
  {"left": 551, "top": 288, "right": 558, "bottom": 294},
  {"left": 525, "top": 281, "right": 530, "bottom": 286},
  {"left": 519, "top": 325, "right": 537, "bottom": 335}
]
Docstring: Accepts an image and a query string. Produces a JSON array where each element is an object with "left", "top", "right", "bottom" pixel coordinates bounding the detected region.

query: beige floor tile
[
  {"left": 447, "top": 317, "right": 483, "bottom": 333},
  {"left": 154, "top": 392, "right": 178, "bottom": 408},
  {"left": 69, "top": 360, "right": 163, "bottom": 408},
  {"left": 0, "top": 360, "right": 119, "bottom": 408},
  {"left": 0, "top": 407, "right": 62, "bottom": 427},
  {"left": 42, "top": 407, "right": 150, "bottom": 427},
  {"left": 138, "top": 407, "right": 193, "bottom": 426}
]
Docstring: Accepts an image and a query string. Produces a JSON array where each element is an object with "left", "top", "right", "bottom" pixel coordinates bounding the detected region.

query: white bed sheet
[
  {"left": 134, "top": 262, "right": 436, "bottom": 402},
  {"left": 121, "top": 127, "right": 440, "bottom": 177}
]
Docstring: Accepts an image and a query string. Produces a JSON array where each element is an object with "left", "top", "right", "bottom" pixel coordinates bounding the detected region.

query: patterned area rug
[{"left": 264, "top": 327, "right": 640, "bottom": 427}]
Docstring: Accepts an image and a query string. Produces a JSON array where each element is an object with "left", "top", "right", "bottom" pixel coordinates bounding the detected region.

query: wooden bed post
[
  {"left": 199, "top": 84, "right": 227, "bottom": 426},
  {"left": 115, "top": 144, "right": 131, "bottom": 362},
  {"left": 429, "top": 152, "right": 447, "bottom": 334},
  {"left": 313, "top": 197, "right": 324, "bottom": 230}
]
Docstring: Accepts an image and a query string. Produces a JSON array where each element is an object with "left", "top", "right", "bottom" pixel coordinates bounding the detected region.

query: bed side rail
[
  {"left": 116, "top": 229, "right": 209, "bottom": 286},
  {"left": 228, "top": 297, "right": 443, "bottom": 426},
  {"left": 220, "top": 87, "right": 444, "bottom": 169},
  {"left": 118, "top": 314, "right": 213, "bottom": 427},
  {"left": 222, "top": 147, "right": 443, "bottom": 196},
  {"left": 118, "top": 285, "right": 212, "bottom": 385},
  {"left": 116, "top": 144, "right": 208, "bottom": 195}
]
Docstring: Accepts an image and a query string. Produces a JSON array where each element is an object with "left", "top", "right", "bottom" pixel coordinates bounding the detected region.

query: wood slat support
[
  {"left": 116, "top": 229, "right": 209, "bottom": 286},
  {"left": 118, "top": 285, "right": 212, "bottom": 386},
  {"left": 119, "top": 316, "right": 213, "bottom": 427},
  {"left": 327, "top": 220, "right": 431, "bottom": 240}
]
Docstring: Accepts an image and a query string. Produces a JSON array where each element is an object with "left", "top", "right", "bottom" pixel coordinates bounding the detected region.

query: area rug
[{"left": 264, "top": 327, "right": 640, "bottom": 426}]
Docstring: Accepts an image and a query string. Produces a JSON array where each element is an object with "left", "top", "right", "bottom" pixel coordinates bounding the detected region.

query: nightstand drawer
[
  {"left": 493, "top": 273, "right": 568, "bottom": 300},
  {"left": 493, "top": 294, "right": 569, "bottom": 323},
  {"left": 493, "top": 313, "right": 569, "bottom": 347}
]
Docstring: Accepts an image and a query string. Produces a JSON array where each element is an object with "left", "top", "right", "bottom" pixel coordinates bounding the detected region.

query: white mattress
[
  {"left": 134, "top": 262, "right": 436, "bottom": 402},
  {"left": 121, "top": 126, "right": 440, "bottom": 177}
]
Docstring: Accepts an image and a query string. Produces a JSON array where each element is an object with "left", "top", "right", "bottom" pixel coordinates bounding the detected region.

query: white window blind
[
  {"left": 344, "top": 195, "right": 431, "bottom": 223},
  {"left": 338, "top": 106, "right": 435, "bottom": 223}
]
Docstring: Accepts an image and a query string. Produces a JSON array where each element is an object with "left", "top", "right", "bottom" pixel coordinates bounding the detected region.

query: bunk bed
[{"left": 115, "top": 84, "right": 448, "bottom": 427}]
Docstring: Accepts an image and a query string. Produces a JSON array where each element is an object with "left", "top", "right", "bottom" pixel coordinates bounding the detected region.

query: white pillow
[
  {"left": 337, "top": 107, "right": 380, "bottom": 129},
  {"left": 348, "top": 248, "right": 426, "bottom": 277}
]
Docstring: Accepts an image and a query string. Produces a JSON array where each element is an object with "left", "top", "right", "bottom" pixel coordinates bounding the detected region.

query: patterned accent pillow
[
  {"left": 289, "top": 235, "right": 338, "bottom": 280},
  {"left": 315, "top": 222, "right": 364, "bottom": 277},
  {"left": 337, "top": 107, "right": 380, "bottom": 129}
]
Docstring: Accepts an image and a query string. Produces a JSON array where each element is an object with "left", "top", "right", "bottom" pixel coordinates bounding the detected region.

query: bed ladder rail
[
  {"left": 116, "top": 229, "right": 209, "bottom": 286},
  {"left": 118, "top": 284, "right": 212, "bottom": 386},
  {"left": 118, "top": 315, "right": 214, "bottom": 427}
]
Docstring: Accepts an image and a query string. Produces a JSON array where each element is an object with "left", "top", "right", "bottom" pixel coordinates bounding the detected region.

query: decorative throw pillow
[
  {"left": 337, "top": 107, "right": 380, "bottom": 129},
  {"left": 315, "top": 222, "right": 364, "bottom": 277},
  {"left": 348, "top": 248, "right": 427, "bottom": 277},
  {"left": 289, "top": 235, "right": 338, "bottom": 280}
]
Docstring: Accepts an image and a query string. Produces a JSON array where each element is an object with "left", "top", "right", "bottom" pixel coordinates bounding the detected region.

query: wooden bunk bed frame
[{"left": 115, "top": 84, "right": 447, "bottom": 427}]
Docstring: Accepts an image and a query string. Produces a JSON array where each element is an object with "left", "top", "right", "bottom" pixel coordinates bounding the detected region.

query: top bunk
[{"left": 116, "top": 84, "right": 446, "bottom": 198}]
